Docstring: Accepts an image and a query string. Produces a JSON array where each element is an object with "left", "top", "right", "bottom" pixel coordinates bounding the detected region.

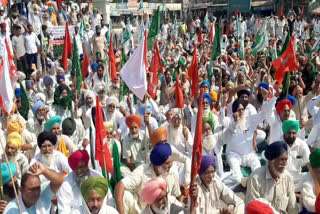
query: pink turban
[
  {"left": 276, "top": 99, "right": 292, "bottom": 115},
  {"left": 139, "top": 177, "right": 167, "bottom": 205},
  {"left": 68, "top": 150, "right": 90, "bottom": 170}
]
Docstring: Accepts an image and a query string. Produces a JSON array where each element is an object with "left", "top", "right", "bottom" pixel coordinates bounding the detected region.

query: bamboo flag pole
[
  {"left": 144, "top": 95, "right": 149, "bottom": 163},
  {"left": 0, "top": 140, "right": 22, "bottom": 213}
]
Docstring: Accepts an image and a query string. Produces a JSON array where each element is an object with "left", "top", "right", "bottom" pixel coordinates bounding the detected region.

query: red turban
[
  {"left": 125, "top": 114, "right": 142, "bottom": 128},
  {"left": 0, "top": 23, "right": 6, "bottom": 29},
  {"left": 150, "top": 127, "right": 167, "bottom": 147},
  {"left": 246, "top": 200, "right": 274, "bottom": 214},
  {"left": 276, "top": 99, "right": 292, "bottom": 115},
  {"left": 68, "top": 150, "right": 90, "bottom": 170}
]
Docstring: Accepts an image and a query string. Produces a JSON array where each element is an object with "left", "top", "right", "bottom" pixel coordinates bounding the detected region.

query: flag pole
[{"left": 144, "top": 95, "right": 149, "bottom": 163}]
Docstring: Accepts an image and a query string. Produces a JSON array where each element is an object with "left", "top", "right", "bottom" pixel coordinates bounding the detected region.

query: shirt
[
  {"left": 12, "top": 34, "right": 26, "bottom": 58},
  {"left": 122, "top": 131, "right": 147, "bottom": 166},
  {"left": 301, "top": 173, "right": 317, "bottom": 212},
  {"left": 24, "top": 32, "right": 40, "bottom": 54},
  {"left": 307, "top": 95, "right": 320, "bottom": 126},
  {"left": 245, "top": 166, "right": 299, "bottom": 214},
  {"left": 4, "top": 181, "right": 55, "bottom": 214},
  {"left": 196, "top": 177, "right": 245, "bottom": 214}
]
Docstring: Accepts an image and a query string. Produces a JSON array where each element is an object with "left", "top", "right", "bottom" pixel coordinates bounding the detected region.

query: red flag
[
  {"left": 148, "top": 40, "right": 162, "bottom": 99},
  {"left": 209, "top": 24, "right": 214, "bottom": 44},
  {"left": 81, "top": 52, "right": 90, "bottom": 78},
  {"left": 190, "top": 88, "right": 204, "bottom": 184},
  {"left": 62, "top": 22, "right": 72, "bottom": 72},
  {"left": 187, "top": 45, "right": 199, "bottom": 97},
  {"left": 278, "top": 4, "right": 283, "bottom": 18},
  {"left": 175, "top": 74, "right": 184, "bottom": 108},
  {"left": 272, "top": 36, "right": 298, "bottom": 84},
  {"left": 235, "top": 9, "right": 239, "bottom": 16},
  {"left": 300, "top": 6, "right": 304, "bottom": 19},
  {"left": 198, "top": 28, "right": 202, "bottom": 44},
  {"left": 57, "top": 0, "right": 62, "bottom": 9},
  {"left": 257, "top": 17, "right": 261, "bottom": 28},
  {"left": 0, "top": 0, "right": 8, "bottom": 7},
  {"left": 109, "top": 35, "right": 117, "bottom": 83},
  {"left": 95, "top": 96, "right": 113, "bottom": 174}
]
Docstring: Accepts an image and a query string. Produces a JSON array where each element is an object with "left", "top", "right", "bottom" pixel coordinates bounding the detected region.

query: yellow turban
[
  {"left": 210, "top": 91, "right": 218, "bottom": 102},
  {"left": 103, "top": 122, "right": 114, "bottom": 133},
  {"left": 7, "top": 132, "right": 23, "bottom": 150},
  {"left": 7, "top": 120, "right": 24, "bottom": 134}
]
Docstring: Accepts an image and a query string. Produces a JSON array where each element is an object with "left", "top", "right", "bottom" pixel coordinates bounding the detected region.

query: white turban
[
  {"left": 94, "top": 83, "right": 106, "bottom": 94},
  {"left": 106, "top": 96, "right": 118, "bottom": 107},
  {"left": 33, "top": 93, "right": 46, "bottom": 103},
  {"left": 84, "top": 90, "right": 95, "bottom": 99}
]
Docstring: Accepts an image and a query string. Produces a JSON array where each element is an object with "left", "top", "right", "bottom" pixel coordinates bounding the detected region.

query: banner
[
  {"left": 49, "top": 25, "right": 75, "bottom": 45},
  {"left": 228, "top": 0, "right": 252, "bottom": 13}
]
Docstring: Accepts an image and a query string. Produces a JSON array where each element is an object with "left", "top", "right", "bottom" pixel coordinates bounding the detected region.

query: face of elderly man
[
  {"left": 21, "top": 174, "right": 41, "bottom": 208},
  {"left": 172, "top": 114, "right": 181, "bottom": 129},
  {"left": 200, "top": 166, "right": 215, "bottom": 186},
  {"left": 36, "top": 106, "right": 45, "bottom": 121},
  {"left": 5, "top": 143, "right": 17, "bottom": 161},
  {"left": 129, "top": 124, "right": 139, "bottom": 138},
  {"left": 154, "top": 156, "right": 173, "bottom": 177},
  {"left": 87, "top": 189, "right": 104, "bottom": 214},
  {"left": 151, "top": 190, "right": 169, "bottom": 214},
  {"left": 86, "top": 95, "right": 94, "bottom": 107},
  {"left": 269, "top": 152, "right": 288, "bottom": 178},
  {"left": 40, "top": 140, "right": 54, "bottom": 167}
]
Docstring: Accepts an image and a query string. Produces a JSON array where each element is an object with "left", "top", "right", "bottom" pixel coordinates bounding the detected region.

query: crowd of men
[{"left": 1, "top": 0, "right": 320, "bottom": 214}]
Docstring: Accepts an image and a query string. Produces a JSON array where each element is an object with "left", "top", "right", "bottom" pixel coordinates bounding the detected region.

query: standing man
[
  {"left": 24, "top": 24, "right": 40, "bottom": 73},
  {"left": 12, "top": 25, "right": 26, "bottom": 73}
]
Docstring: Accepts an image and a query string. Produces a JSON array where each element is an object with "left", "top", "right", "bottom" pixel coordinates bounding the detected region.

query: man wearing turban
[
  {"left": 30, "top": 131, "right": 71, "bottom": 183},
  {"left": 115, "top": 143, "right": 181, "bottom": 214},
  {"left": 76, "top": 89, "right": 95, "bottom": 131},
  {"left": 57, "top": 150, "right": 103, "bottom": 213},
  {"left": 122, "top": 114, "right": 146, "bottom": 171},
  {"left": 190, "top": 155, "right": 244, "bottom": 214},
  {"left": 80, "top": 176, "right": 118, "bottom": 214},
  {"left": 0, "top": 162, "right": 19, "bottom": 211},
  {"left": 3, "top": 132, "right": 29, "bottom": 185},
  {"left": 246, "top": 199, "right": 280, "bottom": 214},
  {"left": 103, "top": 96, "right": 124, "bottom": 134},
  {"left": 301, "top": 148, "right": 320, "bottom": 213},
  {"left": 26, "top": 100, "right": 47, "bottom": 137},
  {"left": 246, "top": 141, "right": 299, "bottom": 213},
  {"left": 281, "top": 120, "right": 310, "bottom": 192},
  {"left": 166, "top": 108, "right": 192, "bottom": 157}
]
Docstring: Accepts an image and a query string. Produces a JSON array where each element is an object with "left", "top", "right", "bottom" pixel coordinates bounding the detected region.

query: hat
[{"left": 62, "top": 118, "right": 76, "bottom": 136}]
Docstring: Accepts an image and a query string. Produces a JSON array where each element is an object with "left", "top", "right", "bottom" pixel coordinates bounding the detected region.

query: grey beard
[
  {"left": 74, "top": 172, "right": 89, "bottom": 187},
  {"left": 6, "top": 154, "right": 17, "bottom": 163},
  {"left": 151, "top": 204, "right": 169, "bottom": 214},
  {"left": 203, "top": 134, "right": 215, "bottom": 151},
  {"left": 131, "top": 133, "right": 139, "bottom": 139}
]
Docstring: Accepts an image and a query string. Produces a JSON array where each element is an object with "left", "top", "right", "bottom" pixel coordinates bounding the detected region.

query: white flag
[
  {"left": 0, "top": 56, "right": 14, "bottom": 113},
  {"left": 120, "top": 35, "right": 147, "bottom": 100}
]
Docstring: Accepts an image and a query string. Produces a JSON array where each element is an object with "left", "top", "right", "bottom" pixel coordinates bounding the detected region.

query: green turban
[
  {"left": 202, "top": 113, "right": 215, "bottom": 132},
  {"left": 282, "top": 120, "right": 299, "bottom": 135},
  {"left": 96, "top": 51, "right": 102, "bottom": 57},
  {"left": 310, "top": 148, "right": 320, "bottom": 169},
  {"left": 178, "top": 59, "right": 185, "bottom": 67},
  {"left": 44, "top": 116, "right": 62, "bottom": 132},
  {"left": 81, "top": 177, "right": 108, "bottom": 202}
]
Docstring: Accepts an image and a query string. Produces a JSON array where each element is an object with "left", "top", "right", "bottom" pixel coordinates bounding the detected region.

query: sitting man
[
  {"left": 245, "top": 141, "right": 299, "bottom": 214},
  {"left": 0, "top": 162, "right": 18, "bottom": 212},
  {"left": 80, "top": 176, "right": 119, "bottom": 214},
  {"left": 3, "top": 162, "right": 64, "bottom": 214},
  {"left": 115, "top": 143, "right": 181, "bottom": 214},
  {"left": 57, "top": 150, "right": 102, "bottom": 213},
  {"left": 191, "top": 155, "right": 245, "bottom": 214}
]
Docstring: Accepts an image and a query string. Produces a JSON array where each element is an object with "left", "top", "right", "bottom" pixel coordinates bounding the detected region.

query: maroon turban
[
  {"left": 0, "top": 23, "right": 6, "bottom": 29},
  {"left": 276, "top": 99, "right": 292, "bottom": 115},
  {"left": 68, "top": 150, "right": 90, "bottom": 170}
]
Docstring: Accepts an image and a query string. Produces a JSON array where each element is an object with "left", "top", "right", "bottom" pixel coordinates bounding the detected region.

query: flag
[
  {"left": 57, "top": 0, "right": 62, "bottom": 9},
  {"left": 279, "top": 32, "right": 291, "bottom": 97},
  {"left": 148, "top": 40, "right": 162, "bottom": 99},
  {"left": 147, "top": 7, "right": 160, "bottom": 50},
  {"left": 211, "top": 21, "right": 221, "bottom": 62},
  {"left": 316, "top": 193, "right": 320, "bottom": 213},
  {"left": 203, "top": 11, "right": 209, "bottom": 30},
  {"left": 19, "top": 82, "right": 29, "bottom": 120},
  {"left": 197, "top": 28, "right": 202, "bottom": 44},
  {"left": 95, "top": 96, "right": 113, "bottom": 174},
  {"left": 272, "top": 36, "right": 298, "bottom": 84},
  {"left": 257, "top": 17, "right": 261, "bottom": 29},
  {"left": 172, "top": 17, "right": 178, "bottom": 39},
  {"left": 278, "top": 4, "right": 283, "bottom": 18},
  {"left": 79, "top": 17, "right": 86, "bottom": 41},
  {"left": 121, "top": 28, "right": 131, "bottom": 47},
  {"left": 175, "top": 75, "right": 184, "bottom": 108},
  {"left": 109, "top": 141, "right": 123, "bottom": 196},
  {"left": 209, "top": 23, "right": 214, "bottom": 44},
  {"left": 109, "top": 35, "right": 117, "bottom": 83},
  {"left": 246, "top": 32, "right": 268, "bottom": 56},
  {"left": 0, "top": 0, "right": 8, "bottom": 7},
  {"left": 72, "top": 36, "right": 82, "bottom": 93},
  {"left": 62, "top": 22, "right": 72, "bottom": 72},
  {"left": 138, "top": 17, "right": 145, "bottom": 43},
  {"left": 138, "top": 0, "right": 143, "bottom": 12},
  {"left": 81, "top": 52, "right": 90, "bottom": 79},
  {"left": 106, "top": 21, "right": 112, "bottom": 46},
  {"left": 120, "top": 31, "right": 147, "bottom": 100},
  {"left": 300, "top": 6, "right": 304, "bottom": 19},
  {"left": 190, "top": 89, "right": 204, "bottom": 185},
  {"left": 187, "top": 45, "right": 199, "bottom": 97},
  {"left": 235, "top": 9, "right": 239, "bottom": 16},
  {"left": 119, "top": 50, "right": 130, "bottom": 101}
]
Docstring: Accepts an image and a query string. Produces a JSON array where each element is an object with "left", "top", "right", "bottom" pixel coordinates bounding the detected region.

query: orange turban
[
  {"left": 7, "top": 120, "right": 24, "bottom": 134},
  {"left": 276, "top": 99, "right": 292, "bottom": 115},
  {"left": 150, "top": 127, "right": 167, "bottom": 147},
  {"left": 125, "top": 115, "right": 142, "bottom": 128}
]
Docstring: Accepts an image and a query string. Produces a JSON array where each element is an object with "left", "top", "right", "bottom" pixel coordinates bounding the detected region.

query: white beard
[
  {"left": 131, "top": 133, "right": 139, "bottom": 139},
  {"left": 203, "top": 134, "right": 216, "bottom": 151},
  {"left": 6, "top": 153, "right": 18, "bottom": 163},
  {"left": 41, "top": 153, "right": 54, "bottom": 168},
  {"left": 74, "top": 172, "right": 89, "bottom": 187},
  {"left": 238, "top": 113, "right": 248, "bottom": 132},
  {"left": 168, "top": 124, "right": 182, "bottom": 145},
  {"left": 151, "top": 204, "right": 169, "bottom": 214},
  {"left": 203, "top": 108, "right": 210, "bottom": 118}
]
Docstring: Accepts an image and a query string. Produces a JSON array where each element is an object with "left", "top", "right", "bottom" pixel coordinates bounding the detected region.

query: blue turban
[
  {"left": 25, "top": 80, "right": 32, "bottom": 89},
  {"left": 150, "top": 143, "right": 172, "bottom": 166},
  {"left": 264, "top": 141, "right": 288, "bottom": 161},
  {"left": 199, "top": 155, "right": 216, "bottom": 175},
  {"left": 198, "top": 93, "right": 212, "bottom": 105},
  {"left": 56, "top": 75, "right": 65, "bottom": 83},
  {"left": 32, "top": 101, "right": 45, "bottom": 115},
  {"left": 138, "top": 104, "right": 152, "bottom": 115},
  {"left": 237, "top": 89, "right": 250, "bottom": 98},
  {"left": 278, "top": 95, "right": 296, "bottom": 106},
  {"left": 80, "top": 54, "right": 84, "bottom": 60},
  {"left": 45, "top": 115, "right": 62, "bottom": 131},
  {"left": 91, "top": 63, "right": 99, "bottom": 70},
  {"left": 200, "top": 80, "right": 211, "bottom": 90},
  {"left": 258, "top": 82, "right": 269, "bottom": 91},
  {"left": 232, "top": 99, "right": 248, "bottom": 113},
  {"left": 43, "top": 76, "right": 53, "bottom": 86},
  {"left": 1, "top": 162, "right": 16, "bottom": 185},
  {"left": 48, "top": 7, "right": 54, "bottom": 12},
  {"left": 15, "top": 88, "right": 21, "bottom": 98}
]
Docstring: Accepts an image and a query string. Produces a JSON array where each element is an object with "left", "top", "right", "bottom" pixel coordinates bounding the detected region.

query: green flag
[
  {"left": 246, "top": 33, "right": 268, "bottom": 56},
  {"left": 79, "top": 17, "right": 86, "bottom": 41},
  {"left": 119, "top": 50, "right": 130, "bottom": 101},
  {"left": 147, "top": 7, "right": 160, "bottom": 50},
  {"left": 203, "top": 11, "right": 209, "bottom": 30},
  {"left": 72, "top": 36, "right": 82, "bottom": 93},
  {"left": 109, "top": 141, "right": 123, "bottom": 196},
  {"left": 278, "top": 32, "right": 291, "bottom": 97},
  {"left": 121, "top": 28, "right": 131, "bottom": 47},
  {"left": 19, "top": 82, "right": 29, "bottom": 120},
  {"left": 211, "top": 21, "right": 221, "bottom": 62},
  {"left": 138, "top": 0, "right": 143, "bottom": 12}
]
